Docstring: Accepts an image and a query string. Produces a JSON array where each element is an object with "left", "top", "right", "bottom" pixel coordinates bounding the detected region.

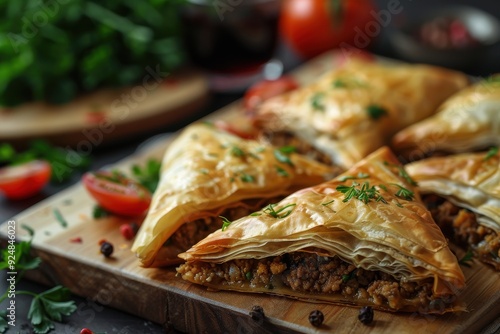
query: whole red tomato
[{"left": 280, "top": 0, "right": 376, "bottom": 59}]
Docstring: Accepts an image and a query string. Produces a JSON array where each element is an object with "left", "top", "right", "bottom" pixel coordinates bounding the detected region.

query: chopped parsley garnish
[
  {"left": 199, "top": 168, "right": 209, "bottom": 175},
  {"left": 332, "top": 79, "right": 346, "bottom": 88},
  {"left": 339, "top": 172, "right": 370, "bottom": 182},
  {"left": 274, "top": 149, "right": 294, "bottom": 166},
  {"left": 276, "top": 166, "right": 289, "bottom": 177},
  {"left": 366, "top": 104, "right": 388, "bottom": 120},
  {"left": 383, "top": 161, "right": 418, "bottom": 186},
  {"left": 484, "top": 147, "right": 498, "bottom": 161},
  {"left": 240, "top": 173, "right": 255, "bottom": 183},
  {"left": 336, "top": 182, "right": 386, "bottom": 204},
  {"left": 459, "top": 249, "right": 474, "bottom": 267},
  {"left": 391, "top": 184, "right": 415, "bottom": 201},
  {"left": 220, "top": 216, "right": 232, "bottom": 231},
  {"left": 53, "top": 208, "right": 68, "bottom": 228},
  {"left": 0, "top": 232, "right": 76, "bottom": 333},
  {"left": 278, "top": 145, "right": 296, "bottom": 154},
  {"left": 131, "top": 158, "right": 161, "bottom": 193},
  {"left": 263, "top": 203, "right": 297, "bottom": 218},
  {"left": 230, "top": 145, "right": 245, "bottom": 158},
  {"left": 378, "top": 184, "right": 388, "bottom": 192},
  {"left": 397, "top": 166, "right": 418, "bottom": 186},
  {"left": 321, "top": 199, "right": 335, "bottom": 206},
  {"left": 311, "top": 93, "right": 326, "bottom": 111},
  {"left": 93, "top": 205, "right": 109, "bottom": 219}
]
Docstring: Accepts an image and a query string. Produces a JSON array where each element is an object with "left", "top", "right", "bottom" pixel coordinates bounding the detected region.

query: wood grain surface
[
  {"left": 1, "top": 52, "right": 499, "bottom": 334},
  {"left": 0, "top": 69, "right": 209, "bottom": 148}
]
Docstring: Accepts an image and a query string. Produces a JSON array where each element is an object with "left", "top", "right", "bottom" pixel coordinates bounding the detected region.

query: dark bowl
[{"left": 389, "top": 6, "right": 500, "bottom": 68}]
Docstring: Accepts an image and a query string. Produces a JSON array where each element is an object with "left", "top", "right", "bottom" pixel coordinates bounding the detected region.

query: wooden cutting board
[
  {"left": 0, "top": 69, "right": 209, "bottom": 148},
  {"left": 1, "top": 52, "right": 499, "bottom": 334}
]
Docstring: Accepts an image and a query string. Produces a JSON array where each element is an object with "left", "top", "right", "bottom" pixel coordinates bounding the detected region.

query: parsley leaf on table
[{"left": 131, "top": 158, "right": 161, "bottom": 193}]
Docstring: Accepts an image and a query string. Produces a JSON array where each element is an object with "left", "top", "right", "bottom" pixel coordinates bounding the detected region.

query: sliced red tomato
[
  {"left": 0, "top": 160, "right": 51, "bottom": 200},
  {"left": 82, "top": 171, "right": 151, "bottom": 217},
  {"left": 244, "top": 76, "right": 299, "bottom": 114}
]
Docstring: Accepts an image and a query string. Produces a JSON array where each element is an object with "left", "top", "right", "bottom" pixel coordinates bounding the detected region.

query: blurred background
[{"left": 1, "top": 0, "right": 500, "bottom": 333}]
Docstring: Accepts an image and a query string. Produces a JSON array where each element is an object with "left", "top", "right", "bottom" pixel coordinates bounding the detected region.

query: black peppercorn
[
  {"left": 249, "top": 305, "right": 265, "bottom": 322},
  {"left": 100, "top": 241, "right": 114, "bottom": 257},
  {"left": 358, "top": 306, "right": 374, "bottom": 325},
  {"left": 308, "top": 310, "right": 324, "bottom": 327}
]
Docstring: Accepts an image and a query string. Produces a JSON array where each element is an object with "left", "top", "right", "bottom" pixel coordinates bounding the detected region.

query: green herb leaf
[
  {"left": 274, "top": 149, "right": 293, "bottom": 166},
  {"left": 275, "top": 166, "right": 289, "bottom": 177},
  {"left": 391, "top": 184, "right": 415, "bottom": 201},
  {"left": 53, "top": 208, "right": 68, "bottom": 228},
  {"left": 21, "top": 224, "right": 35, "bottom": 237},
  {"left": 321, "top": 199, "right": 335, "bottom": 206},
  {"left": 336, "top": 181, "right": 386, "bottom": 204},
  {"left": 230, "top": 145, "right": 245, "bottom": 158},
  {"left": 26, "top": 286, "right": 76, "bottom": 334},
  {"left": 311, "top": 93, "right": 326, "bottom": 111},
  {"left": 131, "top": 158, "right": 161, "bottom": 193},
  {"left": 263, "top": 203, "right": 297, "bottom": 219},
  {"left": 92, "top": 205, "right": 110, "bottom": 219},
  {"left": 459, "top": 249, "right": 474, "bottom": 267},
  {"left": 278, "top": 146, "right": 296, "bottom": 154},
  {"left": 339, "top": 172, "right": 369, "bottom": 182},
  {"left": 398, "top": 166, "right": 418, "bottom": 186},
  {"left": 332, "top": 79, "right": 346, "bottom": 88},
  {"left": 220, "top": 216, "right": 232, "bottom": 231},
  {"left": 245, "top": 271, "right": 253, "bottom": 280},
  {"left": 484, "top": 147, "right": 499, "bottom": 161},
  {"left": 366, "top": 104, "right": 387, "bottom": 120},
  {"left": 0, "top": 238, "right": 41, "bottom": 271},
  {"left": 240, "top": 173, "right": 255, "bottom": 183}
]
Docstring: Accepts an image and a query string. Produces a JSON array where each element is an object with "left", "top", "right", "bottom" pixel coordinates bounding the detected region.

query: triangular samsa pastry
[
  {"left": 132, "top": 122, "right": 338, "bottom": 267},
  {"left": 253, "top": 59, "right": 468, "bottom": 168},
  {"left": 407, "top": 150, "right": 500, "bottom": 270},
  {"left": 177, "top": 147, "right": 465, "bottom": 313},
  {"left": 393, "top": 76, "right": 500, "bottom": 156}
]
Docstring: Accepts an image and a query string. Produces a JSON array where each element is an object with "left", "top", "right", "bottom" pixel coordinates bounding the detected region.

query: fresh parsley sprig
[
  {"left": 262, "top": 203, "right": 297, "bottom": 219},
  {"left": 131, "top": 158, "right": 161, "bottom": 193},
  {"left": 484, "top": 147, "right": 498, "bottom": 161},
  {"left": 220, "top": 216, "right": 232, "bottom": 231},
  {"left": 336, "top": 181, "right": 386, "bottom": 204},
  {"left": 390, "top": 183, "right": 415, "bottom": 201},
  {"left": 0, "top": 229, "right": 76, "bottom": 333}
]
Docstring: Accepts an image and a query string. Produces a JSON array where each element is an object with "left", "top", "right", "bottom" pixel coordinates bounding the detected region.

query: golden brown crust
[
  {"left": 407, "top": 151, "right": 500, "bottom": 232},
  {"left": 179, "top": 147, "right": 465, "bottom": 301},
  {"left": 254, "top": 59, "right": 469, "bottom": 168},
  {"left": 393, "top": 76, "right": 500, "bottom": 155},
  {"left": 131, "top": 123, "right": 337, "bottom": 267}
]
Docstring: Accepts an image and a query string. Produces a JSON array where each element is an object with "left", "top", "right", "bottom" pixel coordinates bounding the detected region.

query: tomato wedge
[
  {"left": 214, "top": 120, "right": 257, "bottom": 140},
  {"left": 0, "top": 160, "right": 51, "bottom": 200},
  {"left": 244, "top": 76, "right": 299, "bottom": 114},
  {"left": 82, "top": 171, "right": 151, "bottom": 217}
]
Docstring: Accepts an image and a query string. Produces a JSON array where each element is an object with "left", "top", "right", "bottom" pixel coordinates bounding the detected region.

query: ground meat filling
[
  {"left": 260, "top": 130, "right": 338, "bottom": 168},
  {"left": 177, "top": 253, "right": 436, "bottom": 310},
  {"left": 423, "top": 195, "right": 500, "bottom": 270},
  {"left": 168, "top": 198, "right": 281, "bottom": 251}
]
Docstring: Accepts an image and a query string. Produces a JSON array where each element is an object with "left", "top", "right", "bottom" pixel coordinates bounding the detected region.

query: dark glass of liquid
[{"left": 180, "top": 0, "right": 281, "bottom": 76}]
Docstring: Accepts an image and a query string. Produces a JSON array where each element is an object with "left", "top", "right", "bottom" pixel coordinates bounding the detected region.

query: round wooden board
[{"left": 0, "top": 69, "right": 209, "bottom": 148}]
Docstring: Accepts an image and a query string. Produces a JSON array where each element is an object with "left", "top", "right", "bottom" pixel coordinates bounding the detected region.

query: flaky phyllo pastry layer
[
  {"left": 407, "top": 150, "right": 500, "bottom": 269},
  {"left": 132, "top": 123, "right": 337, "bottom": 267},
  {"left": 178, "top": 147, "right": 466, "bottom": 313},
  {"left": 253, "top": 59, "right": 468, "bottom": 169},
  {"left": 393, "top": 75, "right": 500, "bottom": 155}
]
